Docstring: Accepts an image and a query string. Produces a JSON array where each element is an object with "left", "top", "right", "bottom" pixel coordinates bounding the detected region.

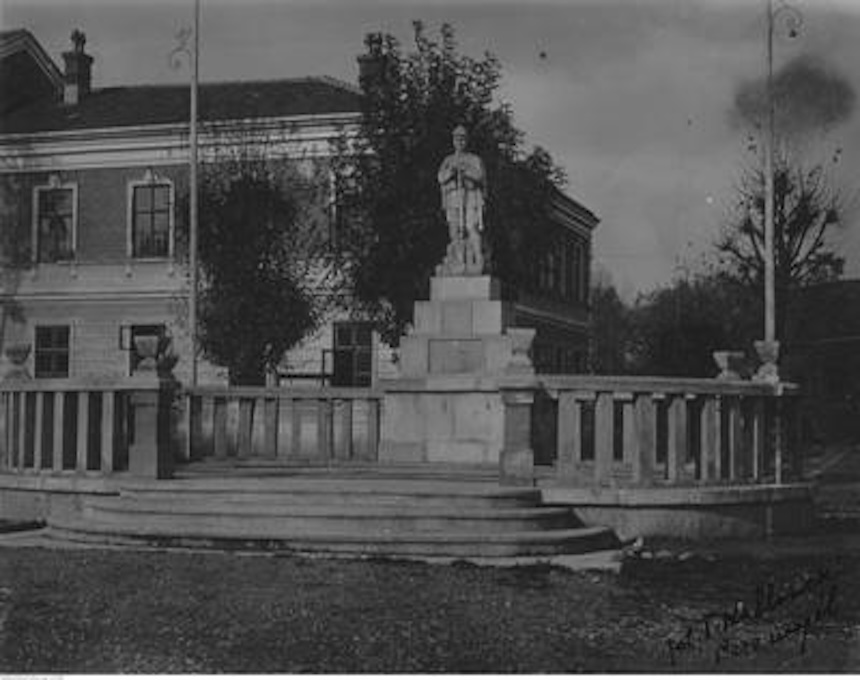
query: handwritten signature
[{"left": 661, "top": 566, "right": 839, "bottom": 667}]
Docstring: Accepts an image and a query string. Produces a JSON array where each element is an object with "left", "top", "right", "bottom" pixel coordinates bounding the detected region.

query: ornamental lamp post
[
  {"left": 169, "top": 0, "right": 201, "bottom": 388},
  {"left": 754, "top": 0, "right": 802, "bottom": 383}
]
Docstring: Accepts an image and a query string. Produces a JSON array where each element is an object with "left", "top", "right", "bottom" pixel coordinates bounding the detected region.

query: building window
[
  {"left": 35, "top": 325, "right": 70, "bottom": 378},
  {"left": 34, "top": 182, "right": 75, "bottom": 263},
  {"left": 332, "top": 322, "right": 373, "bottom": 387},
  {"left": 578, "top": 244, "right": 589, "bottom": 303},
  {"left": 570, "top": 243, "right": 582, "bottom": 302},
  {"left": 130, "top": 173, "right": 172, "bottom": 258},
  {"left": 564, "top": 242, "right": 576, "bottom": 302},
  {"left": 330, "top": 165, "right": 362, "bottom": 252}
]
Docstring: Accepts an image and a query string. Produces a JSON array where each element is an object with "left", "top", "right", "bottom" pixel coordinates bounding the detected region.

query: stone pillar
[
  {"left": 128, "top": 377, "right": 175, "bottom": 479},
  {"left": 500, "top": 387, "right": 536, "bottom": 486}
]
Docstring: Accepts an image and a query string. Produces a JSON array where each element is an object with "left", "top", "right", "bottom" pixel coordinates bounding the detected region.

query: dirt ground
[{"left": 0, "top": 535, "right": 858, "bottom": 673}]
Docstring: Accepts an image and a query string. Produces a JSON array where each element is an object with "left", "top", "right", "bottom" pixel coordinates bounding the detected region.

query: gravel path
[{"left": 1, "top": 541, "right": 858, "bottom": 673}]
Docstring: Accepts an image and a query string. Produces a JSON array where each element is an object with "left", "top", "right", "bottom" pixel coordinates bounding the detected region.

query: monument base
[
  {"left": 380, "top": 275, "right": 535, "bottom": 467},
  {"left": 379, "top": 378, "right": 504, "bottom": 465}
]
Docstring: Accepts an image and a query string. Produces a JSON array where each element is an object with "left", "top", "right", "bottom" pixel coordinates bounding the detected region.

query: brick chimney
[
  {"left": 357, "top": 32, "right": 386, "bottom": 91},
  {"left": 62, "top": 29, "right": 93, "bottom": 105}
]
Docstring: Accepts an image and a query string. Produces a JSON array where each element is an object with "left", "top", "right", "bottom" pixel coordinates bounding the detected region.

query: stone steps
[
  {"left": 47, "top": 471, "right": 620, "bottom": 560},
  {"left": 178, "top": 460, "right": 501, "bottom": 483},
  {"left": 78, "top": 498, "right": 577, "bottom": 534},
  {"left": 117, "top": 477, "right": 544, "bottom": 509},
  {"left": 47, "top": 520, "right": 615, "bottom": 559}
]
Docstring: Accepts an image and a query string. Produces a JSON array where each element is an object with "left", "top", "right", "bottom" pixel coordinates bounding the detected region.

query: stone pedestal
[
  {"left": 380, "top": 275, "right": 536, "bottom": 467},
  {"left": 127, "top": 376, "right": 175, "bottom": 479}
]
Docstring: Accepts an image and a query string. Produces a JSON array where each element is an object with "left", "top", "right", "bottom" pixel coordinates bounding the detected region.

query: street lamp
[
  {"left": 754, "top": 0, "right": 802, "bottom": 383},
  {"left": 169, "top": 0, "right": 201, "bottom": 388}
]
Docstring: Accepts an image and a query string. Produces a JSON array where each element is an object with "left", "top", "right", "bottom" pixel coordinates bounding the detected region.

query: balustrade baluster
[
  {"left": 53, "top": 392, "right": 65, "bottom": 471},
  {"left": 556, "top": 391, "right": 578, "bottom": 477},
  {"left": 318, "top": 399, "right": 334, "bottom": 462},
  {"left": 774, "top": 400, "right": 784, "bottom": 485},
  {"left": 76, "top": 391, "right": 90, "bottom": 472},
  {"left": 263, "top": 397, "right": 278, "bottom": 459},
  {"left": 633, "top": 394, "right": 656, "bottom": 484},
  {"left": 33, "top": 392, "right": 44, "bottom": 472},
  {"left": 291, "top": 399, "right": 303, "bottom": 458},
  {"left": 726, "top": 397, "right": 743, "bottom": 482},
  {"left": 335, "top": 399, "right": 353, "bottom": 461},
  {"left": 237, "top": 398, "right": 254, "bottom": 459},
  {"left": 366, "top": 399, "right": 380, "bottom": 463},
  {"left": 687, "top": 396, "right": 702, "bottom": 479},
  {"left": 17, "top": 392, "right": 26, "bottom": 471},
  {"left": 751, "top": 397, "right": 765, "bottom": 482},
  {"left": 225, "top": 397, "right": 241, "bottom": 458},
  {"left": 184, "top": 393, "right": 194, "bottom": 461},
  {"left": 213, "top": 397, "right": 228, "bottom": 460},
  {"left": 622, "top": 394, "right": 641, "bottom": 482},
  {"left": 277, "top": 397, "right": 295, "bottom": 460},
  {"left": 700, "top": 397, "right": 719, "bottom": 482},
  {"left": 787, "top": 397, "right": 801, "bottom": 481},
  {"left": 202, "top": 395, "right": 215, "bottom": 460},
  {"left": 101, "top": 390, "right": 115, "bottom": 473},
  {"left": 0, "top": 394, "right": 6, "bottom": 470},
  {"left": 576, "top": 391, "right": 595, "bottom": 468},
  {"left": 251, "top": 397, "right": 266, "bottom": 457},
  {"left": 666, "top": 395, "right": 687, "bottom": 483},
  {"left": 594, "top": 392, "right": 614, "bottom": 484}
]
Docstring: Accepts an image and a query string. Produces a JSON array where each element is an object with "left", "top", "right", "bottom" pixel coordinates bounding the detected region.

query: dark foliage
[
  {"left": 0, "top": 175, "right": 29, "bottom": 353},
  {"left": 715, "top": 150, "right": 848, "bottom": 342},
  {"left": 589, "top": 280, "right": 632, "bottom": 375},
  {"left": 196, "top": 175, "right": 318, "bottom": 385},
  {"left": 626, "top": 274, "right": 760, "bottom": 378},
  {"left": 339, "top": 22, "right": 566, "bottom": 345}
]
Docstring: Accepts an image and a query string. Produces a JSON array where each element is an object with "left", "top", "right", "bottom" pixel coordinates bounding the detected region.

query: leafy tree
[
  {"left": 191, "top": 132, "right": 333, "bottom": 385},
  {"left": 626, "top": 274, "right": 759, "bottom": 377},
  {"left": 340, "top": 22, "right": 566, "bottom": 345},
  {"left": 588, "top": 277, "right": 632, "bottom": 375},
  {"left": 714, "top": 149, "right": 849, "bottom": 342},
  {"left": 0, "top": 175, "right": 29, "bottom": 357}
]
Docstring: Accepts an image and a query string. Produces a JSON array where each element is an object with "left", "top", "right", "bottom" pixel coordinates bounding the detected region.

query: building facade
[{"left": 0, "top": 29, "right": 597, "bottom": 387}]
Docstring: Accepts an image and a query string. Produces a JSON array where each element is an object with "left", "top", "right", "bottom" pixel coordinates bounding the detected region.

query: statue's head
[{"left": 452, "top": 125, "right": 468, "bottom": 152}]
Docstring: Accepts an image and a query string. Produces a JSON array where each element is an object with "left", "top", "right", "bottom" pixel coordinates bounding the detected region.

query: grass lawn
[{"left": 0, "top": 543, "right": 858, "bottom": 673}]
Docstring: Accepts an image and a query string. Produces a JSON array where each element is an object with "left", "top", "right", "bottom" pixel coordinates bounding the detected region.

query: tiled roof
[
  {"left": 0, "top": 76, "right": 362, "bottom": 134},
  {"left": 0, "top": 29, "right": 29, "bottom": 45}
]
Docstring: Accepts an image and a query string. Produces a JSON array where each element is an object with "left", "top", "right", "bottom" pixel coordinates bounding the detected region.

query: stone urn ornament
[
  {"left": 3, "top": 343, "right": 32, "bottom": 380},
  {"left": 133, "top": 334, "right": 160, "bottom": 372},
  {"left": 506, "top": 328, "right": 536, "bottom": 375},
  {"left": 753, "top": 340, "right": 780, "bottom": 384},
  {"left": 133, "top": 333, "right": 178, "bottom": 379},
  {"left": 712, "top": 350, "right": 747, "bottom": 380}
]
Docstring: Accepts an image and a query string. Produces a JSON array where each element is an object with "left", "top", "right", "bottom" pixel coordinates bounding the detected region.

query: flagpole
[
  {"left": 755, "top": 0, "right": 801, "bottom": 383},
  {"left": 189, "top": 0, "right": 200, "bottom": 387}
]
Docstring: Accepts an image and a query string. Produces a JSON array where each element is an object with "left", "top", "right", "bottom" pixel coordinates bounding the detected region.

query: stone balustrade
[
  {"left": 0, "top": 376, "right": 174, "bottom": 478},
  {"left": 184, "top": 386, "right": 382, "bottom": 464},
  {"left": 517, "top": 375, "right": 800, "bottom": 488},
  {"left": 1, "top": 373, "right": 800, "bottom": 490}
]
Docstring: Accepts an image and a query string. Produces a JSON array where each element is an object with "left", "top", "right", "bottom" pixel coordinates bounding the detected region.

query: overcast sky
[{"left": 3, "top": 0, "right": 859, "bottom": 298}]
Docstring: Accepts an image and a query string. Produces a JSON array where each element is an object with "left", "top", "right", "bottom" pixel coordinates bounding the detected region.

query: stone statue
[{"left": 437, "top": 125, "right": 485, "bottom": 275}]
